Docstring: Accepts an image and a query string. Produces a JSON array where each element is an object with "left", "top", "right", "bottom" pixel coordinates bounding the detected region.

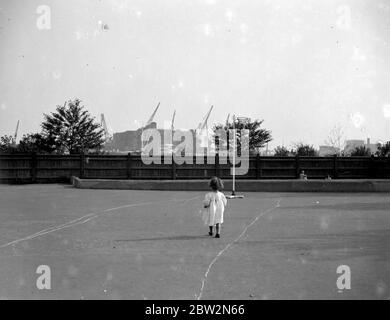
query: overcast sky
[{"left": 1, "top": 0, "right": 390, "bottom": 149}]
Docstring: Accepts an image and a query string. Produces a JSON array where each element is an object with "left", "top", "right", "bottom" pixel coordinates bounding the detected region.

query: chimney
[{"left": 367, "top": 138, "right": 370, "bottom": 146}]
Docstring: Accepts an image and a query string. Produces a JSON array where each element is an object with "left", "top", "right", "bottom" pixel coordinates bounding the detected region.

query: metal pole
[
  {"left": 232, "top": 115, "right": 236, "bottom": 196},
  {"left": 226, "top": 115, "right": 244, "bottom": 199}
]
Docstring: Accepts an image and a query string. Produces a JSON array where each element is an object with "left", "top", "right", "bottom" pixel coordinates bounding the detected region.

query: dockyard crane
[
  {"left": 100, "top": 114, "right": 112, "bottom": 141},
  {"left": 171, "top": 110, "right": 176, "bottom": 131},
  {"left": 145, "top": 102, "right": 160, "bottom": 127},
  {"left": 197, "top": 105, "right": 214, "bottom": 130},
  {"left": 141, "top": 102, "right": 160, "bottom": 150},
  {"left": 13, "top": 120, "right": 19, "bottom": 145}
]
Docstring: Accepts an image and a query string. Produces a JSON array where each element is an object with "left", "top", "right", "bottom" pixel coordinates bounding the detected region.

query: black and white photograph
[{"left": 0, "top": 0, "right": 390, "bottom": 306}]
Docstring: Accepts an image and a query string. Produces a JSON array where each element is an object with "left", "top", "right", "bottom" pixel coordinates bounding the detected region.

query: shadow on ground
[{"left": 114, "top": 235, "right": 210, "bottom": 242}]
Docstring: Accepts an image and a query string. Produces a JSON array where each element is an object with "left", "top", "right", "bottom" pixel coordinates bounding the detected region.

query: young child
[{"left": 202, "top": 177, "right": 227, "bottom": 238}]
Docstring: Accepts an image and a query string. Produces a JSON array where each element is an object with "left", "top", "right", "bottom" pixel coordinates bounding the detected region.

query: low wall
[{"left": 72, "top": 177, "right": 390, "bottom": 192}]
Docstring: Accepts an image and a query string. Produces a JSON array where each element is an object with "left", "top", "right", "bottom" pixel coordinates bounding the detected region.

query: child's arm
[
  {"left": 203, "top": 194, "right": 211, "bottom": 208},
  {"left": 221, "top": 193, "right": 227, "bottom": 206}
]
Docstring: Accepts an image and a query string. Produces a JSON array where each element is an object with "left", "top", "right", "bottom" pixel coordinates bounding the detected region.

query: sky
[{"left": 0, "top": 0, "right": 390, "bottom": 149}]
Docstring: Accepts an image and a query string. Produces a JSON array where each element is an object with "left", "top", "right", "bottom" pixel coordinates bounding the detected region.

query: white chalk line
[
  {"left": 0, "top": 213, "right": 99, "bottom": 248},
  {"left": 0, "top": 195, "right": 200, "bottom": 249},
  {"left": 196, "top": 199, "right": 281, "bottom": 300}
]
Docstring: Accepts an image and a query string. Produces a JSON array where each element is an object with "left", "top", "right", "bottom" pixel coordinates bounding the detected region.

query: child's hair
[{"left": 209, "top": 176, "right": 224, "bottom": 191}]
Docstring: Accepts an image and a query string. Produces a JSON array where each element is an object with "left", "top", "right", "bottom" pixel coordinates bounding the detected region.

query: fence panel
[
  {"left": 371, "top": 157, "right": 390, "bottom": 178},
  {"left": 36, "top": 155, "right": 80, "bottom": 182},
  {"left": 337, "top": 157, "right": 370, "bottom": 179},
  {"left": 299, "top": 157, "right": 335, "bottom": 178},
  {"left": 0, "top": 154, "right": 31, "bottom": 183},
  {"left": 260, "top": 157, "right": 296, "bottom": 179},
  {"left": 84, "top": 155, "right": 128, "bottom": 179}
]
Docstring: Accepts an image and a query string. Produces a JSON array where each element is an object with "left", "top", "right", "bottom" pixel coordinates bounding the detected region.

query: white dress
[{"left": 202, "top": 191, "right": 227, "bottom": 226}]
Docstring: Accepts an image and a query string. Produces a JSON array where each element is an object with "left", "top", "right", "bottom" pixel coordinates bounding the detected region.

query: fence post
[
  {"left": 172, "top": 153, "right": 176, "bottom": 180},
  {"left": 31, "top": 152, "right": 37, "bottom": 183},
  {"left": 80, "top": 152, "right": 85, "bottom": 178},
  {"left": 256, "top": 153, "right": 260, "bottom": 179},
  {"left": 215, "top": 153, "right": 220, "bottom": 177},
  {"left": 126, "top": 153, "right": 132, "bottom": 179},
  {"left": 295, "top": 155, "right": 300, "bottom": 178},
  {"left": 369, "top": 155, "right": 375, "bottom": 178},
  {"left": 333, "top": 154, "right": 338, "bottom": 179}
]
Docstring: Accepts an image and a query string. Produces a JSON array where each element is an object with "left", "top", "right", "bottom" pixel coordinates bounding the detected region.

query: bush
[
  {"left": 292, "top": 143, "right": 319, "bottom": 156},
  {"left": 376, "top": 142, "right": 390, "bottom": 157},
  {"left": 274, "top": 146, "right": 290, "bottom": 156},
  {"left": 350, "top": 145, "right": 371, "bottom": 156}
]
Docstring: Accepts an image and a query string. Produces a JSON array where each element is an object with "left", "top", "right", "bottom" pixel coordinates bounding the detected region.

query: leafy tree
[
  {"left": 41, "top": 99, "right": 104, "bottom": 154},
  {"left": 274, "top": 146, "right": 290, "bottom": 156},
  {"left": 0, "top": 135, "right": 15, "bottom": 152},
  {"left": 292, "top": 143, "right": 319, "bottom": 156},
  {"left": 213, "top": 119, "right": 272, "bottom": 155},
  {"left": 376, "top": 141, "right": 390, "bottom": 157},
  {"left": 18, "top": 133, "right": 56, "bottom": 153},
  {"left": 350, "top": 145, "right": 371, "bottom": 156}
]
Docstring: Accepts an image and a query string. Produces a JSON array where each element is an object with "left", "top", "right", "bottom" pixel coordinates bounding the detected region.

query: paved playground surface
[{"left": 0, "top": 184, "right": 389, "bottom": 300}]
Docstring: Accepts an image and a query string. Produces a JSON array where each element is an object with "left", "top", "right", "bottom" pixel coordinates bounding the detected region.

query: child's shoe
[
  {"left": 215, "top": 234, "right": 220, "bottom": 238},
  {"left": 208, "top": 231, "right": 213, "bottom": 236}
]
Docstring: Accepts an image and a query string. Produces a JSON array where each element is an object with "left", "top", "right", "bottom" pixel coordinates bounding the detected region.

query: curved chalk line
[
  {"left": 0, "top": 195, "right": 200, "bottom": 249},
  {"left": 0, "top": 213, "right": 98, "bottom": 248},
  {"left": 196, "top": 199, "right": 281, "bottom": 300}
]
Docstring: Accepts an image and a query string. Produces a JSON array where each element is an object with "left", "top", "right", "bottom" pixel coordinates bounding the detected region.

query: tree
[
  {"left": 376, "top": 141, "right": 390, "bottom": 157},
  {"left": 41, "top": 99, "right": 104, "bottom": 154},
  {"left": 18, "top": 133, "right": 56, "bottom": 153},
  {"left": 324, "top": 125, "right": 345, "bottom": 155},
  {"left": 0, "top": 135, "right": 15, "bottom": 153},
  {"left": 350, "top": 145, "right": 371, "bottom": 156},
  {"left": 274, "top": 146, "right": 290, "bottom": 156},
  {"left": 292, "top": 143, "right": 319, "bottom": 156},
  {"left": 213, "top": 118, "right": 272, "bottom": 155}
]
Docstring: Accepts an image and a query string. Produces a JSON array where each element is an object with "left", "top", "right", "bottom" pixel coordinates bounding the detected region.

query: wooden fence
[{"left": 1, "top": 153, "right": 390, "bottom": 183}]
